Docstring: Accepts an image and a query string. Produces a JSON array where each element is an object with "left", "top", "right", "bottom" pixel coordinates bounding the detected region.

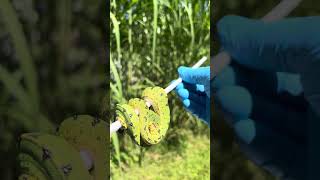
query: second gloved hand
[
  {"left": 213, "top": 15, "right": 320, "bottom": 180},
  {"left": 175, "top": 66, "right": 210, "bottom": 125}
]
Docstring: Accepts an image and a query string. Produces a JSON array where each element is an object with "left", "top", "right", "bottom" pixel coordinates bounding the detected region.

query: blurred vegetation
[
  {"left": 0, "top": 0, "right": 106, "bottom": 179},
  {"left": 110, "top": 0, "right": 210, "bottom": 179},
  {"left": 212, "top": 0, "right": 320, "bottom": 180}
]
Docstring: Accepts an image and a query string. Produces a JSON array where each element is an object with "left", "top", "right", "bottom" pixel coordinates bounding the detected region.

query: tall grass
[
  {"left": 0, "top": 0, "right": 39, "bottom": 107},
  {"left": 110, "top": 0, "right": 210, "bottom": 178},
  {"left": 0, "top": 0, "right": 53, "bottom": 131},
  {"left": 110, "top": 11, "right": 124, "bottom": 167},
  {"left": 110, "top": 12, "right": 121, "bottom": 60},
  {"left": 110, "top": 55, "right": 123, "bottom": 166},
  {"left": 182, "top": 1, "right": 195, "bottom": 58},
  {"left": 152, "top": 0, "right": 158, "bottom": 65}
]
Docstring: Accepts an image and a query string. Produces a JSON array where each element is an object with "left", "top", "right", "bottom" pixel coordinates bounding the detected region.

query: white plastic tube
[
  {"left": 211, "top": 0, "right": 303, "bottom": 79},
  {"left": 110, "top": 120, "right": 122, "bottom": 135},
  {"left": 164, "top": 56, "right": 207, "bottom": 93},
  {"left": 110, "top": 56, "right": 208, "bottom": 135}
]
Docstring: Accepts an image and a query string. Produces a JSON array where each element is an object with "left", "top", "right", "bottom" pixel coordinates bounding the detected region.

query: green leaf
[
  {"left": 110, "top": 12, "right": 121, "bottom": 59},
  {"left": 111, "top": 132, "right": 121, "bottom": 165},
  {"left": 110, "top": 55, "right": 123, "bottom": 97}
]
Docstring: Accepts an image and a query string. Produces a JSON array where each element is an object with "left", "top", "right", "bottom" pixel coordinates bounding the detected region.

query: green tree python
[
  {"left": 17, "top": 115, "right": 108, "bottom": 180},
  {"left": 15, "top": 86, "right": 170, "bottom": 179},
  {"left": 115, "top": 86, "right": 170, "bottom": 146}
]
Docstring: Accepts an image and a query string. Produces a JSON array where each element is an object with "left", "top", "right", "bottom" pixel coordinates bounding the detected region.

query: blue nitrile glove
[
  {"left": 175, "top": 66, "right": 210, "bottom": 125},
  {"left": 214, "top": 15, "right": 320, "bottom": 180}
]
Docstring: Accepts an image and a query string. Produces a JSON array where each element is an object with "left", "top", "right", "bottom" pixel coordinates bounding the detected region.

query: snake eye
[{"left": 129, "top": 114, "right": 132, "bottom": 118}]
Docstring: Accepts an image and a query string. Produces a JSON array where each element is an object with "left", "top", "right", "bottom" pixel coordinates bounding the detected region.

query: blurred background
[
  {"left": 212, "top": 0, "right": 320, "bottom": 179},
  {"left": 110, "top": 0, "right": 210, "bottom": 179},
  {"left": 0, "top": 0, "right": 106, "bottom": 179}
]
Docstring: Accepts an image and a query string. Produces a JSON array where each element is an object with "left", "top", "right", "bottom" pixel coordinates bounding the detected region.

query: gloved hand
[
  {"left": 214, "top": 15, "right": 320, "bottom": 180},
  {"left": 175, "top": 66, "right": 211, "bottom": 125}
]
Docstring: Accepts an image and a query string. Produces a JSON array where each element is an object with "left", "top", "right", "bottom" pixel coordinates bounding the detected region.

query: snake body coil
[
  {"left": 58, "top": 115, "right": 108, "bottom": 179},
  {"left": 17, "top": 133, "right": 91, "bottom": 180},
  {"left": 115, "top": 86, "right": 170, "bottom": 145},
  {"left": 17, "top": 115, "right": 108, "bottom": 180}
]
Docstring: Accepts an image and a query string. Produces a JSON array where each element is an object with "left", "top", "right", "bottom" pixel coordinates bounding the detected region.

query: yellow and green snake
[
  {"left": 16, "top": 86, "right": 170, "bottom": 179},
  {"left": 17, "top": 115, "right": 109, "bottom": 180},
  {"left": 115, "top": 86, "right": 170, "bottom": 146}
]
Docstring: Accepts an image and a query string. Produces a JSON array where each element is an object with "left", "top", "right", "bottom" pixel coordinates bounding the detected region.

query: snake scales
[
  {"left": 17, "top": 115, "right": 108, "bottom": 180},
  {"left": 16, "top": 86, "right": 170, "bottom": 179},
  {"left": 115, "top": 86, "right": 170, "bottom": 146}
]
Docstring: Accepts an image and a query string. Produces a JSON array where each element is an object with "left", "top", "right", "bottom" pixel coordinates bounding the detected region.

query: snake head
[{"left": 115, "top": 104, "right": 141, "bottom": 145}]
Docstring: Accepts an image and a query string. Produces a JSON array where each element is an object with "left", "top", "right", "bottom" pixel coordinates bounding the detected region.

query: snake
[
  {"left": 17, "top": 115, "right": 109, "bottom": 180},
  {"left": 115, "top": 86, "right": 170, "bottom": 146},
  {"left": 16, "top": 86, "right": 169, "bottom": 178},
  {"left": 57, "top": 115, "right": 109, "bottom": 179},
  {"left": 17, "top": 133, "right": 91, "bottom": 180}
]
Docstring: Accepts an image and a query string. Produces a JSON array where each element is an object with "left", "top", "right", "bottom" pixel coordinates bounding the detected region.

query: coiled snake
[
  {"left": 16, "top": 87, "right": 170, "bottom": 179},
  {"left": 17, "top": 115, "right": 108, "bottom": 180},
  {"left": 115, "top": 86, "right": 170, "bottom": 146}
]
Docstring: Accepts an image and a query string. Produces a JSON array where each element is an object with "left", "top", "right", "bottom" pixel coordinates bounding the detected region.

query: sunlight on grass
[{"left": 111, "top": 131, "right": 210, "bottom": 180}]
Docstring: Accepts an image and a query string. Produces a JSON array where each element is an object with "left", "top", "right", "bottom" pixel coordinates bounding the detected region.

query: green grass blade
[
  {"left": 128, "top": 8, "right": 133, "bottom": 53},
  {"left": 110, "top": 54, "right": 123, "bottom": 98},
  {"left": 110, "top": 12, "right": 121, "bottom": 60},
  {"left": 111, "top": 132, "right": 121, "bottom": 165},
  {"left": 152, "top": 0, "right": 159, "bottom": 64},
  {"left": 0, "top": 0, "right": 39, "bottom": 110},
  {"left": 183, "top": 1, "right": 195, "bottom": 57}
]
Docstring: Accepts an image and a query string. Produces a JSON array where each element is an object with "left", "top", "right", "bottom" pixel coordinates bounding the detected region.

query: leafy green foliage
[{"left": 110, "top": 0, "right": 210, "bottom": 179}]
